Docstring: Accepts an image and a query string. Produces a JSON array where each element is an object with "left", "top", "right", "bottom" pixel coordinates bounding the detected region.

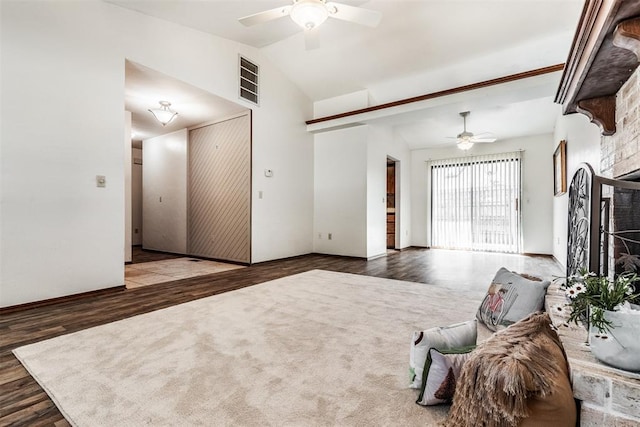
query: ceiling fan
[
  {"left": 450, "top": 111, "right": 497, "bottom": 150},
  {"left": 238, "top": 0, "right": 382, "bottom": 50}
]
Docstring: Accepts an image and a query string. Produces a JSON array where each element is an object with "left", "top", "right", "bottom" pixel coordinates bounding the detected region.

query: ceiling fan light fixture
[
  {"left": 148, "top": 101, "right": 178, "bottom": 126},
  {"left": 290, "top": 0, "right": 328, "bottom": 30},
  {"left": 457, "top": 140, "right": 474, "bottom": 151}
]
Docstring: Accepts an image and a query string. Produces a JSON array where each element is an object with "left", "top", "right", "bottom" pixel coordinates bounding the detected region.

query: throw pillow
[
  {"left": 444, "top": 312, "right": 577, "bottom": 427},
  {"left": 514, "top": 272, "right": 542, "bottom": 282},
  {"left": 409, "top": 319, "right": 477, "bottom": 389},
  {"left": 476, "top": 267, "right": 550, "bottom": 331},
  {"left": 416, "top": 345, "right": 475, "bottom": 406}
]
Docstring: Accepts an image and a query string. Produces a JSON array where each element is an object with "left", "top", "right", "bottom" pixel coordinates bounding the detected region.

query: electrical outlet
[{"left": 328, "top": 233, "right": 332, "bottom": 240}]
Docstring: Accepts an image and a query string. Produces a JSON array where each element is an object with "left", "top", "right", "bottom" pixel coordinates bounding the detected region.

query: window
[
  {"left": 239, "top": 56, "right": 259, "bottom": 105},
  {"left": 430, "top": 151, "right": 521, "bottom": 253}
]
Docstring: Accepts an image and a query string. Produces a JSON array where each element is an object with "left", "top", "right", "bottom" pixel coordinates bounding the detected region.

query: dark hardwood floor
[
  {"left": 0, "top": 248, "right": 561, "bottom": 426},
  {"left": 130, "top": 246, "right": 183, "bottom": 264}
]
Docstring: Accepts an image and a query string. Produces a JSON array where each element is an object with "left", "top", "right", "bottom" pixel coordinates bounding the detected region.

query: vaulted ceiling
[{"left": 111, "top": 0, "right": 585, "bottom": 149}]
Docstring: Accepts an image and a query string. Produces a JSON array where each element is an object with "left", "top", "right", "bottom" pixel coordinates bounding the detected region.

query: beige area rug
[
  {"left": 13, "top": 270, "right": 488, "bottom": 426},
  {"left": 125, "top": 258, "right": 245, "bottom": 289}
]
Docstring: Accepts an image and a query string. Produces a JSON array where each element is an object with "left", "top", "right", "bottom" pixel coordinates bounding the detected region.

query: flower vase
[{"left": 589, "top": 309, "right": 640, "bottom": 372}]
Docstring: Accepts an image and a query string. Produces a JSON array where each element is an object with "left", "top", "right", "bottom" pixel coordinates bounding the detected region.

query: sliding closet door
[{"left": 188, "top": 114, "right": 251, "bottom": 263}]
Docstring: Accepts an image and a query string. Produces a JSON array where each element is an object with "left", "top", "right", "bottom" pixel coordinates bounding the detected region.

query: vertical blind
[{"left": 429, "top": 151, "right": 522, "bottom": 253}]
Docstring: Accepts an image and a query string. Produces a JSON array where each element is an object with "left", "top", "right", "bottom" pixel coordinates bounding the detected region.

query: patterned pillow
[
  {"left": 409, "top": 320, "right": 477, "bottom": 389},
  {"left": 416, "top": 346, "right": 475, "bottom": 406},
  {"left": 476, "top": 267, "right": 550, "bottom": 331}
]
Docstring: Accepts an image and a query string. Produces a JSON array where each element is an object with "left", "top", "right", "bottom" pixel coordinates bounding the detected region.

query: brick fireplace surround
[
  {"left": 602, "top": 67, "right": 640, "bottom": 181},
  {"left": 602, "top": 67, "right": 640, "bottom": 278}
]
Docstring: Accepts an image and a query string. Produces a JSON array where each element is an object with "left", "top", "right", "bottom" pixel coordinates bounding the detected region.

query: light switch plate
[{"left": 96, "top": 175, "right": 106, "bottom": 188}]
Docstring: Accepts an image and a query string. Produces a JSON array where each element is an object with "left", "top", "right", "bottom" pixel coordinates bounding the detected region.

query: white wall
[
  {"left": 411, "top": 134, "right": 555, "bottom": 254},
  {"left": 251, "top": 73, "right": 314, "bottom": 263},
  {"left": 314, "top": 90, "right": 369, "bottom": 118},
  {"left": 552, "top": 113, "right": 602, "bottom": 268},
  {"left": 313, "top": 124, "right": 412, "bottom": 259},
  {"left": 1, "top": 2, "right": 126, "bottom": 306},
  {"left": 0, "top": 1, "right": 313, "bottom": 306},
  {"left": 314, "top": 126, "right": 368, "bottom": 257},
  {"left": 132, "top": 148, "right": 143, "bottom": 246},
  {"left": 366, "top": 128, "right": 389, "bottom": 258},
  {"left": 142, "top": 129, "right": 188, "bottom": 254},
  {"left": 368, "top": 125, "right": 412, "bottom": 256},
  {"left": 124, "top": 111, "right": 132, "bottom": 263}
]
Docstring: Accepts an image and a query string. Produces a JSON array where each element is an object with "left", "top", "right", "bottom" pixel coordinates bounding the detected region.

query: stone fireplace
[
  {"left": 602, "top": 68, "right": 640, "bottom": 181},
  {"left": 554, "top": 1, "right": 640, "bottom": 424},
  {"left": 601, "top": 67, "right": 640, "bottom": 277},
  {"left": 555, "top": 1, "right": 640, "bottom": 279}
]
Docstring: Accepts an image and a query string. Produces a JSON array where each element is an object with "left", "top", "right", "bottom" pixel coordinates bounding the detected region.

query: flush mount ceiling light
[
  {"left": 148, "top": 101, "right": 178, "bottom": 126},
  {"left": 290, "top": 0, "right": 329, "bottom": 29}
]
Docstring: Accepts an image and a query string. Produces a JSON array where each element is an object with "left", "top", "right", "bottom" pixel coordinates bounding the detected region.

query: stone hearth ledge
[{"left": 545, "top": 281, "right": 640, "bottom": 426}]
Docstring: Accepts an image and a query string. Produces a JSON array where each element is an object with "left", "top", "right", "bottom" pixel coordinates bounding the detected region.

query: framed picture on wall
[{"left": 553, "top": 140, "right": 567, "bottom": 196}]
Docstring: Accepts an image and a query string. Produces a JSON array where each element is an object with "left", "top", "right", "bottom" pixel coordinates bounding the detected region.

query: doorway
[
  {"left": 387, "top": 158, "right": 398, "bottom": 249},
  {"left": 124, "top": 60, "right": 251, "bottom": 268}
]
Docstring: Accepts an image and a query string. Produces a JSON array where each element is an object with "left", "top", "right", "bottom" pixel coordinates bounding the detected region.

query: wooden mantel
[{"left": 555, "top": 0, "right": 640, "bottom": 135}]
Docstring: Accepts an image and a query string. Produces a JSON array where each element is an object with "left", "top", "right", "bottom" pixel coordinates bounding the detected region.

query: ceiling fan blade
[
  {"left": 238, "top": 5, "right": 292, "bottom": 27},
  {"left": 326, "top": 2, "right": 382, "bottom": 27},
  {"left": 471, "top": 134, "right": 498, "bottom": 142},
  {"left": 470, "top": 132, "right": 497, "bottom": 143}
]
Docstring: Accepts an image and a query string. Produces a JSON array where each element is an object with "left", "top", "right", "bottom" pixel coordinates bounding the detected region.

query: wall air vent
[{"left": 239, "top": 55, "right": 259, "bottom": 105}]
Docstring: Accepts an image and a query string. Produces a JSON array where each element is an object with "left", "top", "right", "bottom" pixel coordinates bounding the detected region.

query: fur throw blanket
[{"left": 443, "top": 312, "right": 572, "bottom": 427}]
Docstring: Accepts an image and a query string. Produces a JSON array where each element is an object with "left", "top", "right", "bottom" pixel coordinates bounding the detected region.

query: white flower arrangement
[{"left": 564, "top": 269, "right": 639, "bottom": 332}]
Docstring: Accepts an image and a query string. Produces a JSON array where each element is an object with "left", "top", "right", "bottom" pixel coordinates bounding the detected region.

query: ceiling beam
[{"left": 306, "top": 64, "right": 564, "bottom": 126}]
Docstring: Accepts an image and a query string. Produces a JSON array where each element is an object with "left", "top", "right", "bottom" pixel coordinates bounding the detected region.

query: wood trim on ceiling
[{"left": 306, "top": 63, "right": 565, "bottom": 125}]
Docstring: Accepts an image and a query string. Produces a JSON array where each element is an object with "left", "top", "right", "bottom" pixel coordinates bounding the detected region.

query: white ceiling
[
  {"left": 114, "top": 0, "right": 585, "bottom": 150},
  {"left": 126, "top": 61, "right": 248, "bottom": 145}
]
